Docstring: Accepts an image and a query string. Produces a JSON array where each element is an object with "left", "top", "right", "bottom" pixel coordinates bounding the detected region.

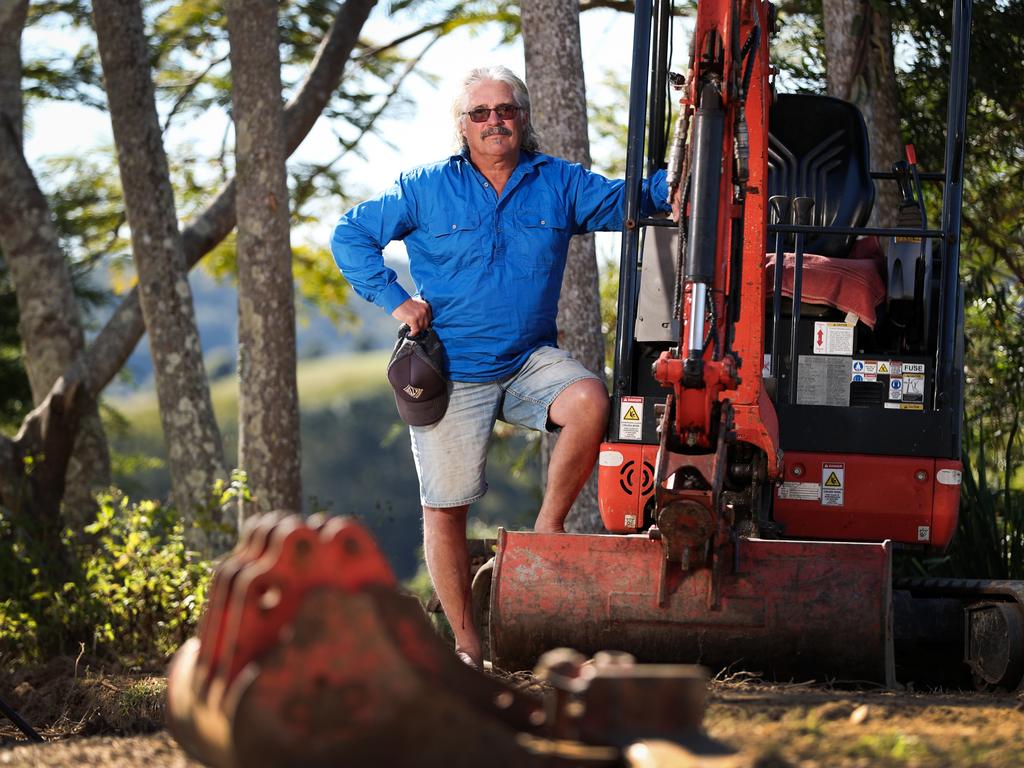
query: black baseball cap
[{"left": 387, "top": 325, "right": 449, "bottom": 427}]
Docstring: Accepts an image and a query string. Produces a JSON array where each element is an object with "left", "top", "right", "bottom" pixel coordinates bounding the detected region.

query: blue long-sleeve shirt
[{"left": 331, "top": 150, "right": 669, "bottom": 382}]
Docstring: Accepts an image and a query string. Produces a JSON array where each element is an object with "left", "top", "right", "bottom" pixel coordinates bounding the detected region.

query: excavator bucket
[
  {"left": 167, "top": 514, "right": 713, "bottom": 768},
  {"left": 490, "top": 530, "right": 895, "bottom": 685}
]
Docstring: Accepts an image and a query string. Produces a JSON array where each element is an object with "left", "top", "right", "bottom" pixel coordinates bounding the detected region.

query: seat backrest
[{"left": 768, "top": 93, "right": 875, "bottom": 258}]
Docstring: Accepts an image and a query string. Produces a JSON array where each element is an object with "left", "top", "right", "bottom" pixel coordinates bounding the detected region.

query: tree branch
[
  {"left": 81, "top": 0, "right": 377, "bottom": 397},
  {"left": 161, "top": 51, "right": 231, "bottom": 133},
  {"left": 578, "top": 0, "right": 636, "bottom": 13}
]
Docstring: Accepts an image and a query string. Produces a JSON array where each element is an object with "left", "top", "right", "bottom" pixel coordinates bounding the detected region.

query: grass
[{"left": 108, "top": 349, "right": 390, "bottom": 435}]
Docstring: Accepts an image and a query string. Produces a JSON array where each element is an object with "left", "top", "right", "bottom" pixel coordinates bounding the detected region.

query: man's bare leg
[
  {"left": 534, "top": 378, "right": 610, "bottom": 533},
  {"left": 423, "top": 504, "right": 482, "bottom": 666}
]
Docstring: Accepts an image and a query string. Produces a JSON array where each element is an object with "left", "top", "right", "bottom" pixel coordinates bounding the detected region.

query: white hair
[{"left": 451, "top": 66, "right": 540, "bottom": 153}]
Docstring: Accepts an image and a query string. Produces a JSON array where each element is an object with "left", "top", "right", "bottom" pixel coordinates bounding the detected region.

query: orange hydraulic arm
[{"left": 645, "top": 0, "right": 780, "bottom": 575}]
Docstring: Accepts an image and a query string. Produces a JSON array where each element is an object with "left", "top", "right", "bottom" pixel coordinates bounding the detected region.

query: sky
[{"left": 22, "top": 5, "right": 644, "bottom": 194}]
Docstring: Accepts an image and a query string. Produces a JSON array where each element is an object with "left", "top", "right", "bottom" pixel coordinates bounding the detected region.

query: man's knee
[{"left": 550, "top": 378, "right": 609, "bottom": 428}]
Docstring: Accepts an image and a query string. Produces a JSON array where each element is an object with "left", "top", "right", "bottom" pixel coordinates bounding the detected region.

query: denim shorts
[{"left": 409, "top": 345, "right": 602, "bottom": 508}]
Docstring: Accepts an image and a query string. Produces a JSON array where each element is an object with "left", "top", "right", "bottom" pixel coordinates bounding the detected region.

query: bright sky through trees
[{"left": 22, "top": 6, "right": 638, "bottom": 193}]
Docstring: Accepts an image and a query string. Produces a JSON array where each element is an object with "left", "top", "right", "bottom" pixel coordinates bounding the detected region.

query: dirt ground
[{"left": 2, "top": 660, "right": 1023, "bottom": 767}]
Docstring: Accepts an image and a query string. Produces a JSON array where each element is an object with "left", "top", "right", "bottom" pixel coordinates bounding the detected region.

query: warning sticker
[
  {"left": 917, "top": 525, "right": 930, "bottom": 542},
  {"left": 902, "top": 373, "right": 925, "bottom": 404},
  {"left": 902, "top": 363, "right": 926, "bottom": 374},
  {"left": 851, "top": 359, "right": 878, "bottom": 382},
  {"left": 889, "top": 377, "right": 903, "bottom": 400},
  {"left": 619, "top": 396, "right": 643, "bottom": 441},
  {"left": 777, "top": 482, "right": 821, "bottom": 501},
  {"left": 821, "top": 462, "right": 845, "bottom": 506},
  {"left": 813, "top": 322, "right": 855, "bottom": 355},
  {"left": 885, "top": 402, "right": 924, "bottom": 410},
  {"left": 877, "top": 361, "right": 891, "bottom": 374}
]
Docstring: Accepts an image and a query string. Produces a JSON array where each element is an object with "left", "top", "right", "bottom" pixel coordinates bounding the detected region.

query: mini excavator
[
  {"left": 486, "top": 0, "right": 1024, "bottom": 692},
  {"left": 169, "top": 0, "right": 1024, "bottom": 765}
]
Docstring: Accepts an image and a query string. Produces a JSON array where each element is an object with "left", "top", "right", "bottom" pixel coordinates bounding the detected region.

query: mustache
[{"left": 482, "top": 126, "right": 513, "bottom": 138}]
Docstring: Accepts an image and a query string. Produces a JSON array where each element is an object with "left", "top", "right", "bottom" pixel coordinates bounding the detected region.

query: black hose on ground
[{"left": 0, "top": 693, "right": 44, "bottom": 742}]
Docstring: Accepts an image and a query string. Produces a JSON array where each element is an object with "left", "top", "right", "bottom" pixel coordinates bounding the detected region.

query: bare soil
[{"left": 2, "top": 660, "right": 1023, "bottom": 767}]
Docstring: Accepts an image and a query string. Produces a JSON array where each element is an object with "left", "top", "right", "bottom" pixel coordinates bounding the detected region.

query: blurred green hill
[{"left": 105, "top": 350, "right": 539, "bottom": 578}]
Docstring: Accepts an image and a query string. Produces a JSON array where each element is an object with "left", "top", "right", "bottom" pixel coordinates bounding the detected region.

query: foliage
[
  {"left": 772, "top": 0, "right": 827, "bottom": 93},
  {"left": 895, "top": 0, "right": 1024, "bottom": 575},
  {"left": 916, "top": 288, "right": 1024, "bottom": 579},
  {"left": 0, "top": 488, "right": 215, "bottom": 666}
]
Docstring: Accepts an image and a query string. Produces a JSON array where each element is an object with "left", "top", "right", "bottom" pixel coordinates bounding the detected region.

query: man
[{"left": 331, "top": 66, "right": 670, "bottom": 668}]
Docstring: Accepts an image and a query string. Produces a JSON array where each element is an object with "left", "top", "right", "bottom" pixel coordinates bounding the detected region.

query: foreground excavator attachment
[{"left": 167, "top": 514, "right": 715, "bottom": 767}]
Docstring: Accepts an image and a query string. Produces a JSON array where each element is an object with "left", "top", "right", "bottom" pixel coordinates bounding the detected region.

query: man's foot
[{"left": 456, "top": 650, "right": 481, "bottom": 670}]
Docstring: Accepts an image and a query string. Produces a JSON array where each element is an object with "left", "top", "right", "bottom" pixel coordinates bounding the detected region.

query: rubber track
[{"left": 895, "top": 577, "right": 1024, "bottom": 604}]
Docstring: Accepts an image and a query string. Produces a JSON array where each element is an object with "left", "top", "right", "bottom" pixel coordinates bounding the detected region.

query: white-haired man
[{"left": 331, "top": 66, "right": 670, "bottom": 668}]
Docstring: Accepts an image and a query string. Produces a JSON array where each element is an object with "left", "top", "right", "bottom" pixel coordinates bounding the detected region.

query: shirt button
[
  {"left": 540, "top": 219, "right": 546, "bottom": 225},
  {"left": 451, "top": 224, "right": 457, "bottom": 230}
]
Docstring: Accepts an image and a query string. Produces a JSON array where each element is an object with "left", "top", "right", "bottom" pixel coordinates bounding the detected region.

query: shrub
[{"left": 0, "top": 489, "right": 214, "bottom": 668}]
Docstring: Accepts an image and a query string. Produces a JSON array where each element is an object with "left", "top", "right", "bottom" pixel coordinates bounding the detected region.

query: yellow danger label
[
  {"left": 623, "top": 406, "right": 641, "bottom": 421},
  {"left": 878, "top": 362, "right": 890, "bottom": 374},
  {"left": 824, "top": 472, "right": 842, "bottom": 488}
]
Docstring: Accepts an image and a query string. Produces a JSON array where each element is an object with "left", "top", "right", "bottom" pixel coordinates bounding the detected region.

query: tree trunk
[
  {"left": 0, "top": 0, "right": 109, "bottom": 527},
  {"left": 77, "top": 0, "right": 376, "bottom": 401},
  {"left": 0, "top": 375, "right": 85, "bottom": 586},
  {"left": 226, "top": 0, "right": 302, "bottom": 516},
  {"left": 92, "top": 0, "right": 231, "bottom": 552},
  {"left": 521, "top": 0, "right": 604, "bottom": 532},
  {"left": 822, "top": 0, "right": 903, "bottom": 227},
  {"left": 0, "top": 0, "right": 27, "bottom": 147}
]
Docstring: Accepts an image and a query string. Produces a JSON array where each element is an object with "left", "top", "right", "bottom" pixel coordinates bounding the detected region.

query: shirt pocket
[
  {"left": 426, "top": 210, "right": 482, "bottom": 268},
  {"left": 513, "top": 208, "right": 568, "bottom": 270}
]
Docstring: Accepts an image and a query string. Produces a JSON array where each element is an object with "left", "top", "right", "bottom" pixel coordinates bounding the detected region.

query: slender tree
[
  {"left": 521, "top": 0, "right": 604, "bottom": 532},
  {"left": 226, "top": 0, "right": 302, "bottom": 515},
  {"left": 821, "top": 0, "right": 903, "bottom": 225},
  {"left": 0, "top": 1, "right": 27, "bottom": 144},
  {"left": 0, "top": 0, "right": 110, "bottom": 525},
  {"left": 92, "top": 0, "right": 229, "bottom": 550}
]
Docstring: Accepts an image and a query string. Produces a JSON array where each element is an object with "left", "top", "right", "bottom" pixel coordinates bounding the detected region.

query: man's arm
[
  {"left": 568, "top": 164, "right": 672, "bottom": 234},
  {"left": 330, "top": 178, "right": 421, "bottom": 320}
]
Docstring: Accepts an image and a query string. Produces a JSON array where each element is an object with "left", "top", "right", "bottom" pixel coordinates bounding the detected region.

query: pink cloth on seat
[{"left": 764, "top": 239, "right": 886, "bottom": 329}]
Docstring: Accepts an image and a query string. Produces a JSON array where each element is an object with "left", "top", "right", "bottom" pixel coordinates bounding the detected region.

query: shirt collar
[{"left": 451, "top": 148, "right": 548, "bottom": 169}]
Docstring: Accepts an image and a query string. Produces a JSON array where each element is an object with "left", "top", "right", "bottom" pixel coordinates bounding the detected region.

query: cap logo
[{"left": 403, "top": 384, "right": 424, "bottom": 399}]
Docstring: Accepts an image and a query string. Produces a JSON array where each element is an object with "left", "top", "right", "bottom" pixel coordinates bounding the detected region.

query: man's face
[{"left": 460, "top": 80, "right": 526, "bottom": 164}]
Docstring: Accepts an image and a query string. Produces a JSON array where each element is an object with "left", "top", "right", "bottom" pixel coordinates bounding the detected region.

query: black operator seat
[
  {"left": 768, "top": 93, "right": 875, "bottom": 257},
  {"left": 765, "top": 93, "right": 886, "bottom": 332}
]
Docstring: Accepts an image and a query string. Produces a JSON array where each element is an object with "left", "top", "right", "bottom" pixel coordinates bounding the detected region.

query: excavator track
[{"left": 893, "top": 577, "right": 1024, "bottom": 691}]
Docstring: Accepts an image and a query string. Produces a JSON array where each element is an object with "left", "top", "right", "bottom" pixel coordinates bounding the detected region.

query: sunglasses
[{"left": 463, "top": 103, "right": 520, "bottom": 123}]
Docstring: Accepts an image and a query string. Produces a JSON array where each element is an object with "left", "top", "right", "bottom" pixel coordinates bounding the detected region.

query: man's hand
[
  {"left": 670, "top": 185, "right": 682, "bottom": 223},
  {"left": 392, "top": 297, "right": 433, "bottom": 336}
]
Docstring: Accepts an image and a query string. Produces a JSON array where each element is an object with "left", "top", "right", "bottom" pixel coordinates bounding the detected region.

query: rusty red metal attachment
[
  {"left": 490, "top": 529, "right": 895, "bottom": 685},
  {"left": 167, "top": 514, "right": 714, "bottom": 767}
]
